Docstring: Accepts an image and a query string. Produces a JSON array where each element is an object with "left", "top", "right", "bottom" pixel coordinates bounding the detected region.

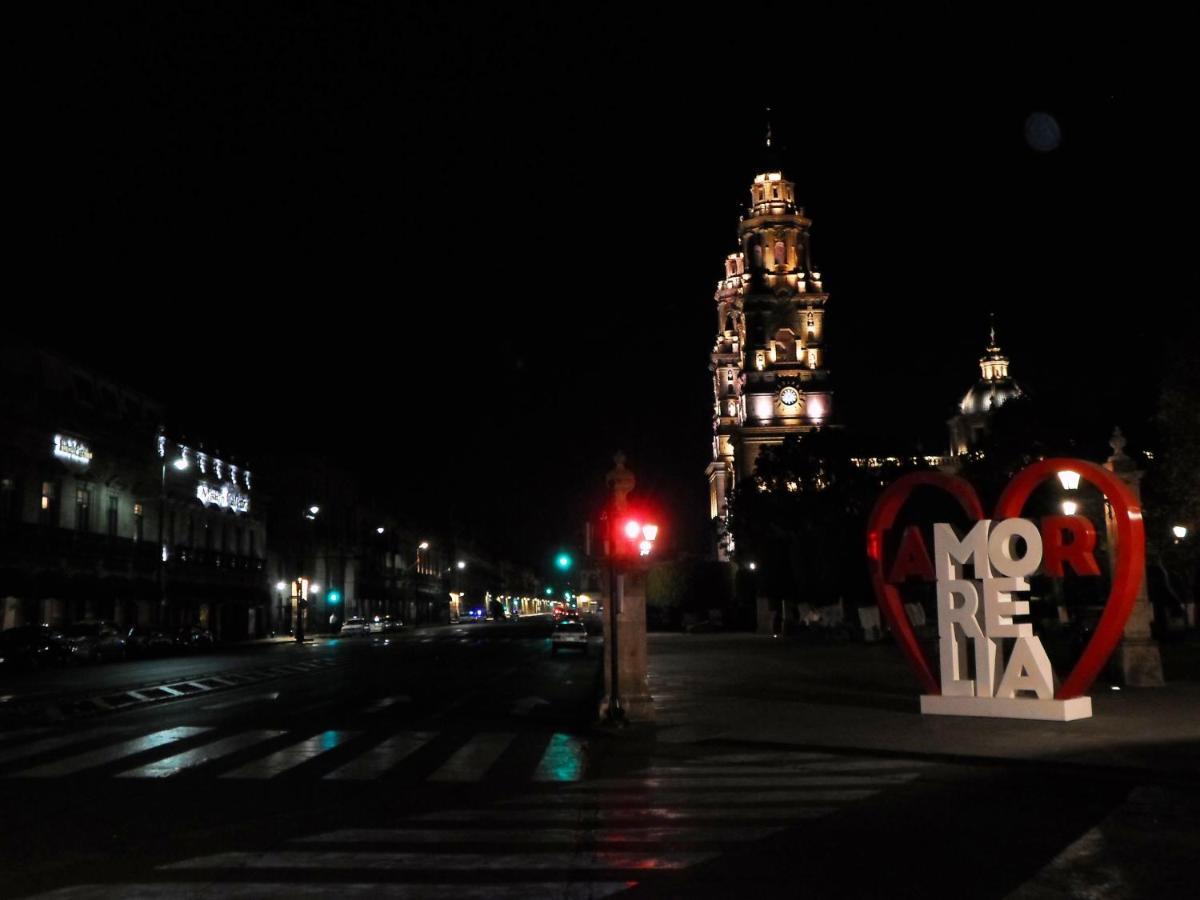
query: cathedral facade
[{"left": 706, "top": 168, "right": 833, "bottom": 559}]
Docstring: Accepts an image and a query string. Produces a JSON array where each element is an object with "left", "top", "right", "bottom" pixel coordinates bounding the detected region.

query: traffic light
[
  {"left": 327, "top": 590, "right": 341, "bottom": 604},
  {"left": 555, "top": 552, "right": 573, "bottom": 571},
  {"left": 614, "top": 513, "right": 660, "bottom": 559}
]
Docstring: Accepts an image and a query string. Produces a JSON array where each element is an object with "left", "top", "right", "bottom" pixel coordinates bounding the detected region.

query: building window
[
  {"left": 726, "top": 370, "right": 734, "bottom": 383},
  {"left": 76, "top": 485, "right": 90, "bottom": 533},
  {"left": 108, "top": 495, "right": 118, "bottom": 536},
  {"left": 133, "top": 503, "right": 144, "bottom": 542},
  {"left": 774, "top": 241, "right": 786, "bottom": 268},
  {"left": 41, "top": 480, "right": 57, "bottom": 524}
]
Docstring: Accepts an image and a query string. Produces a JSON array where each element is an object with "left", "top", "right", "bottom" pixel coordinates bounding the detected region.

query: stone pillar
[
  {"left": 599, "top": 452, "right": 654, "bottom": 723},
  {"left": 756, "top": 594, "right": 774, "bottom": 635},
  {"left": 600, "top": 567, "right": 654, "bottom": 721},
  {"left": 1105, "top": 427, "right": 1165, "bottom": 687}
]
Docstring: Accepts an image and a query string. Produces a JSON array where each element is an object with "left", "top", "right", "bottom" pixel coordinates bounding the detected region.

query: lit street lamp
[
  {"left": 158, "top": 436, "right": 189, "bottom": 627},
  {"left": 1057, "top": 470, "right": 1081, "bottom": 491}
]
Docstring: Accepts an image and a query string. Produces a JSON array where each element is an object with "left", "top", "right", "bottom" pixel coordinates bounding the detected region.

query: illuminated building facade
[
  {"left": 0, "top": 349, "right": 268, "bottom": 637},
  {"left": 706, "top": 167, "right": 833, "bottom": 559},
  {"left": 947, "top": 325, "right": 1024, "bottom": 456}
]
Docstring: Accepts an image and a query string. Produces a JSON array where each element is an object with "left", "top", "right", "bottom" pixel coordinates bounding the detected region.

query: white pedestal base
[{"left": 920, "top": 694, "right": 1092, "bottom": 721}]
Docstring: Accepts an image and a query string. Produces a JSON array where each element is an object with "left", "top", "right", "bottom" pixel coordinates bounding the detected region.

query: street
[
  {"left": 0, "top": 614, "right": 605, "bottom": 898},
  {"left": 3, "top": 623, "right": 1197, "bottom": 898}
]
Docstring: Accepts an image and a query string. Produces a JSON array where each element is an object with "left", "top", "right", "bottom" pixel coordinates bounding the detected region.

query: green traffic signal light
[
  {"left": 328, "top": 591, "right": 341, "bottom": 604},
  {"left": 555, "top": 552, "right": 572, "bottom": 571}
]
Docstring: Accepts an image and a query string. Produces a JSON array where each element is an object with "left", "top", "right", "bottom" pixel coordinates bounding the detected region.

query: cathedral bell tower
[{"left": 706, "top": 167, "right": 833, "bottom": 560}]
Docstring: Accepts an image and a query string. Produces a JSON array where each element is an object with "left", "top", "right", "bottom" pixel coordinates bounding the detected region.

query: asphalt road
[
  {"left": 3, "top": 621, "right": 1194, "bottom": 898},
  {"left": 0, "top": 614, "right": 605, "bottom": 898}
]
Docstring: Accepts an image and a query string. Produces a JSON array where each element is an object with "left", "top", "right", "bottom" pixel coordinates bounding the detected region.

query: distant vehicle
[
  {"left": 61, "top": 621, "right": 127, "bottom": 663},
  {"left": 369, "top": 614, "right": 402, "bottom": 634},
  {"left": 0, "top": 625, "right": 71, "bottom": 670},
  {"left": 551, "top": 619, "right": 588, "bottom": 654},
  {"left": 125, "top": 625, "right": 175, "bottom": 657},
  {"left": 340, "top": 616, "right": 369, "bottom": 637},
  {"left": 467, "top": 608, "right": 486, "bottom": 621},
  {"left": 174, "top": 625, "right": 215, "bottom": 652}
]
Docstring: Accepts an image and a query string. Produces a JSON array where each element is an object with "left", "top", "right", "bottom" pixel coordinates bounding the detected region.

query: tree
[
  {"left": 730, "top": 430, "right": 927, "bottom": 610},
  {"left": 1143, "top": 339, "right": 1200, "bottom": 609}
]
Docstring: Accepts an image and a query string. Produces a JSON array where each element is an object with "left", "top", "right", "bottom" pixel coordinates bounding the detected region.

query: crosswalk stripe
[
  {"left": 116, "top": 730, "right": 286, "bottom": 778},
  {"left": 294, "top": 825, "right": 785, "bottom": 844},
  {"left": 323, "top": 732, "right": 434, "bottom": 781},
  {"left": 0, "top": 727, "right": 48, "bottom": 746},
  {"left": 428, "top": 732, "right": 516, "bottom": 782},
  {"left": 532, "top": 733, "right": 587, "bottom": 782},
  {"left": 201, "top": 691, "right": 280, "bottom": 711},
  {"left": 504, "top": 788, "right": 882, "bottom": 806},
  {"left": 424, "top": 806, "right": 837, "bottom": 824},
  {"left": 564, "top": 774, "right": 918, "bottom": 790},
  {"left": 29, "top": 883, "right": 637, "bottom": 898},
  {"left": 0, "top": 728, "right": 123, "bottom": 767},
  {"left": 650, "top": 759, "right": 930, "bottom": 774},
  {"left": 220, "top": 730, "right": 358, "bottom": 779},
  {"left": 162, "top": 849, "right": 715, "bottom": 871},
  {"left": 361, "top": 695, "right": 410, "bottom": 713},
  {"left": 10, "top": 727, "right": 210, "bottom": 778}
]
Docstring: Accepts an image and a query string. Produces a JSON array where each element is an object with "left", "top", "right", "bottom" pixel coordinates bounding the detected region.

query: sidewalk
[{"left": 643, "top": 632, "right": 1200, "bottom": 778}]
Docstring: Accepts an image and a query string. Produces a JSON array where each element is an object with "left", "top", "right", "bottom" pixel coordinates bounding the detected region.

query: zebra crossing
[
  {"left": 24, "top": 748, "right": 933, "bottom": 898},
  {"left": 0, "top": 719, "right": 591, "bottom": 784}
]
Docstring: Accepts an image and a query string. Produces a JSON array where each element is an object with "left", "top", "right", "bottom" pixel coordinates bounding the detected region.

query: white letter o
[{"left": 989, "top": 518, "right": 1042, "bottom": 577}]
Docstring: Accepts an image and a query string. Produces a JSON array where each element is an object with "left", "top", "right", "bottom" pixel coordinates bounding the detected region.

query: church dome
[
  {"left": 957, "top": 322, "right": 1022, "bottom": 415},
  {"left": 960, "top": 377, "right": 1023, "bottom": 415}
]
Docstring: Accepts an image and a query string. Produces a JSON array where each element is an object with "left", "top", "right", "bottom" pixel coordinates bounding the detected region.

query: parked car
[
  {"left": 61, "top": 621, "right": 127, "bottom": 663},
  {"left": 125, "top": 625, "right": 176, "bottom": 657},
  {"left": 551, "top": 619, "right": 588, "bottom": 654},
  {"left": 0, "top": 625, "right": 72, "bottom": 670},
  {"left": 369, "top": 614, "right": 402, "bottom": 634},
  {"left": 339, "top": 616, "right": 369, "bottom": 637},
  {"left": 174, "top": 625, "right": 215, "bottom": 652}
]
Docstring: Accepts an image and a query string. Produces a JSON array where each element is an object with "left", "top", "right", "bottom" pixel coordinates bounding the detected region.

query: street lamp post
[{"left": 158, "top": 436, "right": 189, "bottom": 628}]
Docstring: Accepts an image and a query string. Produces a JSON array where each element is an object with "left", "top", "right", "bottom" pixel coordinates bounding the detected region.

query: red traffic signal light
[{"left": 612, "top": 512, "right": 660, "bottom": 558}]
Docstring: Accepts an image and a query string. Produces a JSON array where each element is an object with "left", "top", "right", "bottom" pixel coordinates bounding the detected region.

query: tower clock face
[{"left": 779, "top": 387, "right": 800, "bottom": 407}]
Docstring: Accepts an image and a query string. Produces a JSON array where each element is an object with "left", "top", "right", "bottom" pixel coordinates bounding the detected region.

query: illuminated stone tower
[{"left": 706, "top": 166, "right": 833, "bottom": 559}]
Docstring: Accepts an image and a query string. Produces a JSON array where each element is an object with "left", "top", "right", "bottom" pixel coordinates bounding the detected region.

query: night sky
[{"left": 14, "top": 6, "right": 1197, "bottom": 568}]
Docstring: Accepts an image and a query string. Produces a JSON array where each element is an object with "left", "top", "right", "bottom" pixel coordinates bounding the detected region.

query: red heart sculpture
[{"left": 866, "top": 458, "right": 1144, "bottom": 701}]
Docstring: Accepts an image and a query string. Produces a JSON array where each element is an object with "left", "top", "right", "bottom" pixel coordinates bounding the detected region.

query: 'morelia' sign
[{"left": 866, "top": 459, "right": 1145, "bottom": 722}]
